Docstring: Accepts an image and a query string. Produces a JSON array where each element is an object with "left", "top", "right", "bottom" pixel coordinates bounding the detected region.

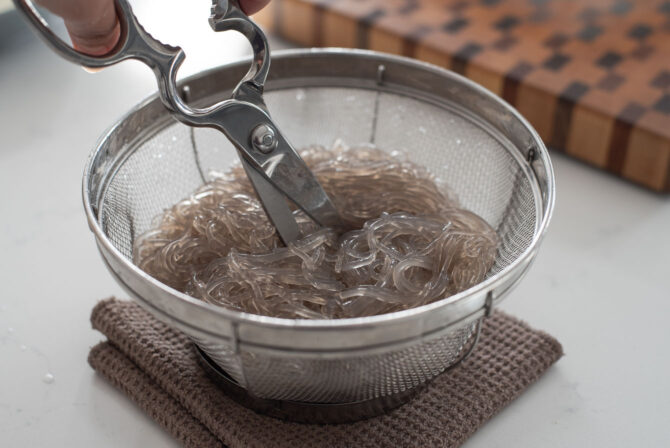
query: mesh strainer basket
[{"left": 83, "top": 49, "right": 554, "bottom": 410}]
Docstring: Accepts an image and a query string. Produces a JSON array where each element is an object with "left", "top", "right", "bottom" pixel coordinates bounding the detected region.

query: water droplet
[
  {"left": 418, "top": 126, "right": 427, "bottom": 134},
  {"left": 455, "top": 139, "right": 462, "bottom": 145},
  {"left": 20, "top": 345, "right": 27, "bottom": 351},
  {"left": 7, "top": 327, "right": 14, "bottom": 334},
  {"left": 43, "top": 373, "right": 55, "bottom": 384},
  {"left": 295, "top": 89, "right": 306, "bottom": 101},
  {"left": 171, "top": 136, "right": 177, "bottom": 142}
]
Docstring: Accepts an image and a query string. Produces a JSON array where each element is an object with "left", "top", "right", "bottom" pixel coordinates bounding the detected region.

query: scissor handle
[
  {"left": 210, "top": 0, "right": 270, "bottom": 102},
  {"left": 13, "top": 0, "right": 140, "bottom": 68},
  {"left": 12, "top": 0, "right": 270, "bottom": 127}
]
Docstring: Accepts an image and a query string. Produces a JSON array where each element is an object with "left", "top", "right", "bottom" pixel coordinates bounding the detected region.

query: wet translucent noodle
[{"left": 133, "top": 143, "right": 499, "bottom": 319}]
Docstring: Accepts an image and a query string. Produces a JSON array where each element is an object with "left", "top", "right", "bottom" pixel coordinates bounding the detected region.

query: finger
[
  {"left": 65, "top": 0, "right": 119, "bottom": 56},
  {"left": 66, "top": 15, "right": 120, "bottom": 56},
  {"left": 34, "top": 0, "right": 120, "bottom": 56},
  {"left": 240, "top": 0, "right": 271, "bottom": 15}
]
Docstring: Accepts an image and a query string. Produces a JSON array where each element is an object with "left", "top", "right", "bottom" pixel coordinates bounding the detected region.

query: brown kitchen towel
[{"left": 88, "top": 298, "right": 563, "bottom": 448}]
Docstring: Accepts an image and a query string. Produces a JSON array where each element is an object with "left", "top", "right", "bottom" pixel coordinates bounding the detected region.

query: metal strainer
[{"left": 82, "top": 48, "right": 554, "bottom": 411}]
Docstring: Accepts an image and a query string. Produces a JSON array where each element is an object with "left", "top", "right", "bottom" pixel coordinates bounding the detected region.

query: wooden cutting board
[{"left": 255, "top": 0, "right": 670, "bottom": 192}]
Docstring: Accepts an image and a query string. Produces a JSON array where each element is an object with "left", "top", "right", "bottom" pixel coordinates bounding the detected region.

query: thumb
[
  {"left": 239, "top": 0, "right": 271, "bottom": 15},
  {"left": 65, "top": 5, "right": 120, "bottom": 56}
]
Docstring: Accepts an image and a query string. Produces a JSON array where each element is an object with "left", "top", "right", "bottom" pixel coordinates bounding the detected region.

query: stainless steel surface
[
  {"left": 13, "top": 0, "right": 342, "bottom": 243},
  {"left": 82, "top": 48, "right": 555, "bottom": 403}
]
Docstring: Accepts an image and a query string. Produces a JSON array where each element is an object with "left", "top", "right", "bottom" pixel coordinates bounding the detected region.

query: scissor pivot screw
[{"left": 251, "top": 124, "right": 278, "bottom": 153}]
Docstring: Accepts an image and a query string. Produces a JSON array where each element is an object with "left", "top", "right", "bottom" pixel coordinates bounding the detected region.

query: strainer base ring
[{"left": 195, "top": 345, "right": 424, "bottom": 424}]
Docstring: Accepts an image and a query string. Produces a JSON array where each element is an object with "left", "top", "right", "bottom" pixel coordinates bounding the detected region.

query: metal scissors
[{"left": 13, "top": 0, "right": 343, "bottom": 244}]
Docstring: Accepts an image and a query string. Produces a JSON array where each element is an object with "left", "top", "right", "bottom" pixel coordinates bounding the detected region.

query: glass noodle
[{"left": 133, "top": 143, "right": 499, "bottom": 319}]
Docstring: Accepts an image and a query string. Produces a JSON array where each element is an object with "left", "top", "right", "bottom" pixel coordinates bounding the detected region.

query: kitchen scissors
[{"left": 13, "top": 0, "right": 343, "bottom": 243}]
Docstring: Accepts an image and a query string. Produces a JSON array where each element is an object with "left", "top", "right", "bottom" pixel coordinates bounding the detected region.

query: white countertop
[{"left": 2, "top": 5, "right": 670, "bottom": 447}]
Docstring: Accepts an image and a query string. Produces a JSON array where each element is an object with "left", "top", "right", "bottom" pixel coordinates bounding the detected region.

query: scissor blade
[
  {"left": 205, "top": 101, "right": 344, "bottom": 232},
  {"left": 242, "top": 161, "right": 300, "bottom": 244},
  {"left": 259, "top": 137, "right": 342, "bottom": 230},
  {"left": 228, "top": 91, "right": 341, "bottom": 229}
]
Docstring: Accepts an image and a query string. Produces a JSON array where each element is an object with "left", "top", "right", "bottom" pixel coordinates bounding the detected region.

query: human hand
[{"left": 34, "top": 0, "right": 272, "bottom": 56}]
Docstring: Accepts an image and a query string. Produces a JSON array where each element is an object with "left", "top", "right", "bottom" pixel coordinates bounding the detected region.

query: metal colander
[{"left": 84, "top": 49, "right": 554, "bottom": 405}]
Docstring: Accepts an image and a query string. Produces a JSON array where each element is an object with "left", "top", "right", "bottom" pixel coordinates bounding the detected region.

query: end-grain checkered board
[{"left": 254, "top": 0, "right": 670, "bottom": 192}]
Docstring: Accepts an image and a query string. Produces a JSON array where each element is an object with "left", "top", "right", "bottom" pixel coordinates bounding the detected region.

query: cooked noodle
[{"left": 133, "top": 143, "right": 499, "bottom": 319}]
